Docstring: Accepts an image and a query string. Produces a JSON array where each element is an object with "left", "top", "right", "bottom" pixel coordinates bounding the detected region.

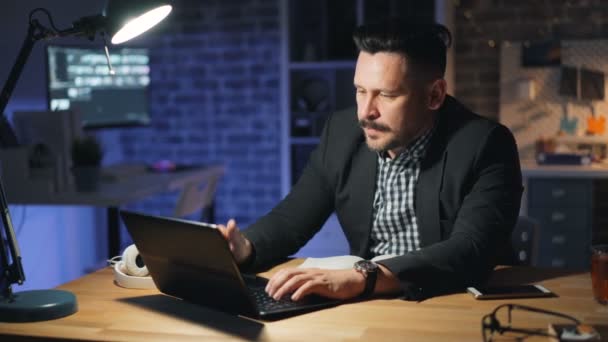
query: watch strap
[
  {"left": 355, "top": 260, "right": 378, "bottom": 298},
  {"left": 360, "top": 268, "right": 377, "bottom": 298}
]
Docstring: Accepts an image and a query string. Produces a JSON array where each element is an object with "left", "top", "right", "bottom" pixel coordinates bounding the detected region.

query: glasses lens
[{"left": 482, "top": 305, "right": 574, "bottom": 341}]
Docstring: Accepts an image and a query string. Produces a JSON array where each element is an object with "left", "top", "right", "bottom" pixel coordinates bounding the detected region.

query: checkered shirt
[{"left": 369, "top": 127, "right": 435, "bottom": 256}]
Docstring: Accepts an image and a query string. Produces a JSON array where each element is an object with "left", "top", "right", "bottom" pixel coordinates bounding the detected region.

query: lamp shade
[{"left": 104, "top": 0, "right": 172, "bottom": 45}]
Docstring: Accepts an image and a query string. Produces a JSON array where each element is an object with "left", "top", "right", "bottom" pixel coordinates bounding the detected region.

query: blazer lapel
[
  {"left": 351, "top": 144, "right": 377, "bottom": 257},
  {"left": 415, "top": 112, "right": 449, "bottom": 247},
  {"left": 416, "top": 150, "right": 445, "bottom": 247}
]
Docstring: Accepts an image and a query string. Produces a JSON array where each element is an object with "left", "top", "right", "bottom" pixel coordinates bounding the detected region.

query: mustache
[{"left": 359, "top": 119, "right": 390, "bottom": 132}]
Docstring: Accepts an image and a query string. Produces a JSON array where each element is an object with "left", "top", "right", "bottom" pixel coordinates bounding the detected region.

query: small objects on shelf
[
  {"left": 535, "top": 136, "right": 595, "bottom": 165},
  {"left": 586, "top": 115, "right": 606, "bottom": 135}
]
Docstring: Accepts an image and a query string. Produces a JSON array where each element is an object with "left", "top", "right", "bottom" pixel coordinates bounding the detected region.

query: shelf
[
  {"left": 290, "top": 61, "right": 356, "bottom": 70},
  {"left": 290, "top": 137, "right": 321, "bottom": 145},
  {"left": 555, "top": 135, "right": 608, "bottom": 145}
]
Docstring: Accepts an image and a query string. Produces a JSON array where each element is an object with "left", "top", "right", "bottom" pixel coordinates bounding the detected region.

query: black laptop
[{"left": 119, "top": 210, "right": 340, "bottom": 319}]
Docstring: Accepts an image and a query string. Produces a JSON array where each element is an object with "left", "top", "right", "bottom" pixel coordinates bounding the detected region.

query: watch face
[{"left": 354, "top": 260, "right": 378, "bottom": 272}]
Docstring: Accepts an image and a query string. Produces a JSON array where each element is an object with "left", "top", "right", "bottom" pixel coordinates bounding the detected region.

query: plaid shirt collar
[{"left": 377, "top": 123, "right": 436, "bottom": 165}]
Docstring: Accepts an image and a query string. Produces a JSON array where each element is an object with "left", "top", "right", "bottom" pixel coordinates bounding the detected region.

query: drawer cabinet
[
  {"left": 527, "top": 178, "right": 592, "bottom": 270},
  {"left": 528, "top": 179, "right": 592, "bottom": 208}
]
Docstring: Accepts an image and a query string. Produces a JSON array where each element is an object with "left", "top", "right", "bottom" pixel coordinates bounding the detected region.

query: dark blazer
[{"left": 243, "top": 95, "right": 523, "bottom": 299}]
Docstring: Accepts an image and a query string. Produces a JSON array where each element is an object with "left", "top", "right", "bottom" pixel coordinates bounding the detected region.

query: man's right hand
[{"left": 217, "top": 219, "right": 253, "bottom": 265}]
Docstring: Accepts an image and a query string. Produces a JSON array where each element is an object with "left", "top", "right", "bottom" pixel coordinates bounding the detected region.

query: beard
[
  {"left": 359, "top": 119, "right": 400, "bottom": 153},
  {"left": 364, "top": 134, "right": 402, "bottom": 153}
]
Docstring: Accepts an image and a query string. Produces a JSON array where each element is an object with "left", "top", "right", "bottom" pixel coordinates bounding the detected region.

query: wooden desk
[
  {"left": 0, "top": 260, "right": 606, "bottom": 341},
  {"left": 7, "top": 164, "right": 225, "bottom": 258}
]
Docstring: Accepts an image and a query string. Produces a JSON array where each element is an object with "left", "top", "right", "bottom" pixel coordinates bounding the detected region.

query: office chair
[{"left": 173, "top": 172, "right": 222, "bottom": 223}]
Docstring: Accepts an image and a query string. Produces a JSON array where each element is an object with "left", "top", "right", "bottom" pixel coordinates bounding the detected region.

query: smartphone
[{"left": 467, "top": 284, "right": 553, "bottom": 299}]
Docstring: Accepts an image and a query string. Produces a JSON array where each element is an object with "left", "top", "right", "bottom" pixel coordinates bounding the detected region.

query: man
[{"left": 218, "top": 20, "right": 523, "bottom": 301}]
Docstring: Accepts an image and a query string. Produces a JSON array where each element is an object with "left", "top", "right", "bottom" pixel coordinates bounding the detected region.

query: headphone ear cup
[
  {"left": 122, "top": 244, "right": 149, "bottom": 277},
  {"left": 113, "top": 259, "right": 155, "bottom": 289},
  {"left": 118, "top": 260, "right": 128, "bottom": 274}
]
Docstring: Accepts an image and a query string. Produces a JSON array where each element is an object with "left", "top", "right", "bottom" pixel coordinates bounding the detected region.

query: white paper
[{"left": 298, "top": 254, "right": 397, "bottom": 270}]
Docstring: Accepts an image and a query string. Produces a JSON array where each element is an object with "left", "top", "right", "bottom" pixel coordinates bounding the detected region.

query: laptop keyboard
[
  {"left": 250, "top": 286, "right": 302, "bottom": 311},
  {"left": 243, "top": 275, "right": 337, "bottom": 315}
]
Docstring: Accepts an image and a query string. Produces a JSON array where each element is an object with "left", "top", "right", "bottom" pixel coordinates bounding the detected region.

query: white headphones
[{"left": 109, "top": 244, "right": 156, "bottom": 289}]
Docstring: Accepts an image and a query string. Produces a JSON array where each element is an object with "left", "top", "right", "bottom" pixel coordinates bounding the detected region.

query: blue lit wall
[{"left": 120, "top": 0, "right": 282, "bottom": 226}]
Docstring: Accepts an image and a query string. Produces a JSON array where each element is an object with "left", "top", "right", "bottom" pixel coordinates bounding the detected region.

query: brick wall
[
  {"left": 453, "top": 0, "right": 608, "bottom": 120},
  {"left": 118, "top": 0, "right": 281, "bottom": 227}
]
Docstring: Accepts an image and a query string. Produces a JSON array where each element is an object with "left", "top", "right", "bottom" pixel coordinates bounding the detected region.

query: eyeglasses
[{"left": 481, "top": 303, "right": 580, "bottom": 341}]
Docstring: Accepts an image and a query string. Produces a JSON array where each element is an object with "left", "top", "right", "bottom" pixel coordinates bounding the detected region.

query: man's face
[{"left": 354, "top": 51, "right": 434, "bottom": 158}]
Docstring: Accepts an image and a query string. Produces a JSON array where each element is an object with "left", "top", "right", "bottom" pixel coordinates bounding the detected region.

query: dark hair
[{"left": 353, "top": 19, "right": 452, "bottom": 78}]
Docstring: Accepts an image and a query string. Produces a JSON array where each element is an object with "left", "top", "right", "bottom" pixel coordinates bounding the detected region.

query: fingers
[
  {"left": 267, "top": 269, "right": 364, "bottom": 301},
  {"left": 271, "top": 273, "right": 308, "bottom": 300},
  {"left": 265, "top": 268, "right": 292, "bottom": 294},
  {"left": 226, "top": 219, "right": 239, "bottom": 240},
  {"left": 217, "top": 219, "right": 253, "bottom": 264},
  {"left": 216, "top": 224, "right": 229, "bottom": 239},
  {"left": 224, "top": 219, "right": 241, "bottom": 253},
  {"left": 217, "top": 219, "right": 238, "bottom": 241},
  {"left": 266, "top": 268, "right": 298, "bottom": 295},
  {"left": 291, "top": 280, "right": 317, "bottom": 301},
  {"left": 266, "top": 268, "right": 319, "bottom": 300}
]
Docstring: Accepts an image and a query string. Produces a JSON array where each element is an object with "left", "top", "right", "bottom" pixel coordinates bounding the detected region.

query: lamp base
[{"left": 0, "top": 289, "right": 77, "bottom": 322}]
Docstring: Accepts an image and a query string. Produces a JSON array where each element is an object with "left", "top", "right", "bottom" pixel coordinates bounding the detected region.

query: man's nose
[{"left": 358, "top": 95, "right": 379, "bottom": 120}]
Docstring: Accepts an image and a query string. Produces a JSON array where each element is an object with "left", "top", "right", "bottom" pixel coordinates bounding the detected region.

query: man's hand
[
  {"left": 217, "top": 219, "right": 252, "bottom": 265},
  {"left": 265, "top": 268, "right": 366, "bottom": 301}
]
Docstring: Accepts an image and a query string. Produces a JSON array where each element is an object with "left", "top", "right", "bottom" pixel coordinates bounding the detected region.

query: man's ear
[{"left": 427, "top": 78, "right": 447, "bottom": 110}]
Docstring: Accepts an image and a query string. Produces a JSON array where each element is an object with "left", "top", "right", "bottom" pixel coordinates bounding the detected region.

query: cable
[
  {"left": 14, "top": 206, "right": 26, "bottom": 237},
  {"left": 28, "top": 8, "right": 60, "bottom": 33}
]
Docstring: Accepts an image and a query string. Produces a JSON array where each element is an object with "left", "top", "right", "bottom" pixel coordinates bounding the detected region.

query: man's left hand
[{"left": 265, "top": 268, "right": 365, "bottom": 301}]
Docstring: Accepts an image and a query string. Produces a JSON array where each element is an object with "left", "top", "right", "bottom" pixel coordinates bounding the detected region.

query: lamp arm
[
  {"left": 0, "top": 8, "right": 110, "bottom": 299},
  {"left": 0, "top": 9, "right": 106, "bottom": 298},
  {"left": 0, "top": 19, "right": 49, "bottom": 118},
  {"left": 0, "top": 169, "right": 24, "bottom": 299},
  {"left": 0, "top": 17, "right": 53, "bottom": 298},
  {"left": 59, "top": 15, "right": 107, "bottom": 40},
  {"left": 0, "top": 11, "right": 107, "bottom": 118}
]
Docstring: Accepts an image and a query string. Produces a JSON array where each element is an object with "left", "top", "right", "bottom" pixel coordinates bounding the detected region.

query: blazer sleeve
[
  {"left": 242, "top": 114, "right": 337, "bottom": 270},
  {"left": 378, "top": 124, "right": 523, "bottom": 300}
]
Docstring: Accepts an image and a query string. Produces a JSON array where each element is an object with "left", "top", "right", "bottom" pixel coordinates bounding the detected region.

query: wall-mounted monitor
[
  {"left": 580, "top": 68, "right": 605, "bottom": 101},
  {"left": 46, "top": 45, "right": 151, "bottom": 129}
]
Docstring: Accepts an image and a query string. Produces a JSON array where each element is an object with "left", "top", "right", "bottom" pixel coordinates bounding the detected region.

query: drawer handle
[
  {"left": 520, "top": 231, "right": 529, "bottom": 242},
  {"left": 518, "top": 251, "right": 528, "bottom": 262},
  {"left": 551, "top": 212, "right": 565, "bottom": 222},
  {"left": 551, "top": 235, "right": 566, "bottom": 244},
  {"left": 551, "top": 258, "right": 565, "bottom": 267},
  {"left": 551, "top": 188, "right": 566, "bottom": 198}
]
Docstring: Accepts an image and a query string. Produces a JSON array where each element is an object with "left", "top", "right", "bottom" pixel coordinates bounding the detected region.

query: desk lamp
[{"left": 0, "top": 0, "right": 172, "bottom": 322}]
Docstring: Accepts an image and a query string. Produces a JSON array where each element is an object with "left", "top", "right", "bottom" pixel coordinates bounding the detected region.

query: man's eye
[{"left": 380, "top": 93, "right": 396, "bottom": 98}]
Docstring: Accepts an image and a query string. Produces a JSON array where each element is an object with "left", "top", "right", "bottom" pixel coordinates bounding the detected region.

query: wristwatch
[{"left": 354, "top": 260, "right": 379, "bottom": 298}]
